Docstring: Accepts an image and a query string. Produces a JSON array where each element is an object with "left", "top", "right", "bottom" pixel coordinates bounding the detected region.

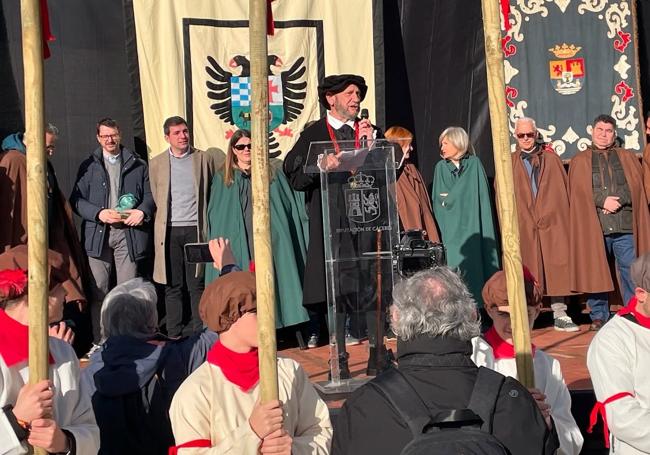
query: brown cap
[
  {"left": 0, "top": 245, "right": 70, "bottom": 299},
  {"left": 199, "top": 271, "right": 256, "bottom": 333},
  {"left": 317, "top": 74, "right": 368, "bottom": 110},
  {"left": 631, "top": 253, "right": 650, "bottom": 292},
  {"left": 482, "top": 266, "right": 542, "bottom": 309}
]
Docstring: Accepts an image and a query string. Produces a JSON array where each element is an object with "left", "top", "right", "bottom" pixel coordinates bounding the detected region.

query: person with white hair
[
  {"left": 431, "top": 127, "right": 499, "bottom": 307},
  {"left": 81, "top": 277, "right": 217, "bottom": 455},
  {"left": 332, "top": 267, "right": 558, "bottom": 455},
  {"left": 511, "top": 117, "right": 578, "bottom": 332}
]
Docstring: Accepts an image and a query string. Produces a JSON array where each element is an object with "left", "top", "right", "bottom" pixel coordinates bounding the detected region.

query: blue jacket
[
  {"left": 83, "top": 331, "right": 218, "bottom": 455},
  {"left": 70, "top": 146, "right": 154, "bottom": 261}
]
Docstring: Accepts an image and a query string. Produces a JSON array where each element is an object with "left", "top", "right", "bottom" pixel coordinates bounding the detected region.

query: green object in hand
[
  {"left": 116, "top": 193, "right": 137, "bottom": 219},
  {"left": 116, "top": 193, "right": 137, "bottom": 211}
]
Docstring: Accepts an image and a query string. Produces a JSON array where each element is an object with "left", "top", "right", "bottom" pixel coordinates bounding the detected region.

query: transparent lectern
[{"left": 305, "top": 139, "right": 400, "bottom": 392}]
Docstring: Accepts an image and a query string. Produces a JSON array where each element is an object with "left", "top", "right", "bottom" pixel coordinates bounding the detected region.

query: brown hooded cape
[
  {"left": 396, "top": 163, "right": 440, "bottom": 242},
  {"left": 568, "top": 147, "right": 650, "bottom": 293},
  {"left": 512, "top": 148, "right": 572, "bottom": 296},
  {"left": 0, "top": 149, "right": 88, "bottom": 302},
  {"left": 642, "top": 143, "right": 650, "bottom": 201}
]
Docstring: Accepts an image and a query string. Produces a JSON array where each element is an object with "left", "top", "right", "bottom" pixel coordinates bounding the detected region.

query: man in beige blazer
[{"left": 149, "top": 116, "right": 216, "bottom": 336}]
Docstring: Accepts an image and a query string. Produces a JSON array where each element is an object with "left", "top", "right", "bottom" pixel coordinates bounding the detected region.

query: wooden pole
[
  {"left": 480, "top": 0, "right": 535, "bottom": 388},
  {"left": 249, "top": 0, "right": 279, "bottom": 402},
  {"left": 21, "top": 0, "right": 49, "bottom": 453}
]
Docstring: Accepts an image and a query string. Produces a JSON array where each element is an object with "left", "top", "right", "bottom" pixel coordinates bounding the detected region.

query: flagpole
[
  {"left": 21, "top": 0, "right": 50, "bottom": 453},
  {"left": 249, "top": 0, "right": 279, "bottom": 402},
  {"left": 480, "top": 0, "right": 535, "bottom": 388}
]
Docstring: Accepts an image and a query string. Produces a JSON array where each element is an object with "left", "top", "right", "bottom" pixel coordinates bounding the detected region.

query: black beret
[{"left": 317, "top": 74, "right": 368, "bottom": 110}]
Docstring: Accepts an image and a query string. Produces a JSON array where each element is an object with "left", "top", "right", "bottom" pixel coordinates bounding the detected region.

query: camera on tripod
[{"left": 393, "top": 229, "right": 446, "bottom": 278}]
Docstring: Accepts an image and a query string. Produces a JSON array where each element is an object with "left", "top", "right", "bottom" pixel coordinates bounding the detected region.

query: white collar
[
  {"left": 327, "top": 112, "right": 356, "bottom": 130},
  {"left": 103, "top": 151, "right": 121, "bottom": 164},
  {"left": 169, "top": 147, "right": 191, "bottom": 159}
]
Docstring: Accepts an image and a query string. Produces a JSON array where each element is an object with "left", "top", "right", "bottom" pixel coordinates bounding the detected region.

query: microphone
[{"left": 360, "top": 109, "right": 370, "bottom": 148}]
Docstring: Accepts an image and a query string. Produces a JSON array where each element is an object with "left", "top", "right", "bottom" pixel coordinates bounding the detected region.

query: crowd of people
[{"left": 0, "top": 71, "right": 649, "bottom": 454}]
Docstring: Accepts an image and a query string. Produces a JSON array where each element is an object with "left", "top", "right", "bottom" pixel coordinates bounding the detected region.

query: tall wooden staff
[
  {"left": 480, "top": 0, "right": 535, "bottom": 388},
  {"left": 249, "top": 0, "right": 279, "bottom": 402},
  {"left": 22, "top": 1, "right": 50, "bottom": 454}
]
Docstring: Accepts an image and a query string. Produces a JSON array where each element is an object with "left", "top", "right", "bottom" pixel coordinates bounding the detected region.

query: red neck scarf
[
  {"left": 207, "top": 341, "right": 259, "bottom": 392},
  {"left": 484, "top": 326, "right": 536, "bottom": 360},
  {"left": 619, "top": 297, "right": 650, "bottom": 329},
  {"left": 325, "top": 119, "right": 360, "bottom": 155},
  {"left": 0, "top": 309, "right": 54, "bottom": 367}
]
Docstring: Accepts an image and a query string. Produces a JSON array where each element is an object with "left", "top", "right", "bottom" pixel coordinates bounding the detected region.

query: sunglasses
[
  {"left": 234, "top": 143, "right": 252, "bottom": 151},
  {"left": 516, "top": 132, "right": 536, "bottom": 139}
]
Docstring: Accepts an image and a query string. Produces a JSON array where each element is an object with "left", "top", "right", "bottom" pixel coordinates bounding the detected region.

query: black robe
[{"left": 283, "top": 118, "right": 394, "bottom": 311}]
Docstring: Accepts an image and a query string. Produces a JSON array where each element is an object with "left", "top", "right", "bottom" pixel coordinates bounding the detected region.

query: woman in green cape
[
  {"left": 205, "top": 129, "right": 309, "bottom": 328},
  {"left": 431, "top": 127, "right": 500, "bottom": 306}
]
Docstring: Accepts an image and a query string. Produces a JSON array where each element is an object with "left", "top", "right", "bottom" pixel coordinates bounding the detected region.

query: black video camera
[{"left": 393, "top": 230, "right": 446, "bottom": 278}]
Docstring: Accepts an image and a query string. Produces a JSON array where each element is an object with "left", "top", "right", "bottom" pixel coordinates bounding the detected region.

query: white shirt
[
  {"left": 326, "top": 112, "right": 356, "bottom": 131},
  {"left": 472, "top": 337, "right": 583, "bottom": 455},
  {"left": 587, "top": 313, "right": 650, "bottom": 454},
  {"left": 170, "top": 357, "right": 332, "bottom": 454},
  {"left": 0, "top": 337, "right": 100, "bottom": 454}
]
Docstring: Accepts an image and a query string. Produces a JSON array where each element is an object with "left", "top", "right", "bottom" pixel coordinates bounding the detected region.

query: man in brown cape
[
  {"left": 641, "top": 111, "right": 650, "bottom": 200},
  {"left": 568, "top": 114, "right": 650, "bottom": 330},
  {"left": 0, "top": 125, "right": 88, "bottom": 304},
  {"left": 512, "top": 118, "right": 577, "bottom": 332}
]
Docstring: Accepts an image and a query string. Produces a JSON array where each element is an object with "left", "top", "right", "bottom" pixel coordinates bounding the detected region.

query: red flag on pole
[
  {"left": 267, "top": 0, "right": 275, "bottom": 36},
  {"left": 40, "top": 0, "right": 55, "bottom": 59}
]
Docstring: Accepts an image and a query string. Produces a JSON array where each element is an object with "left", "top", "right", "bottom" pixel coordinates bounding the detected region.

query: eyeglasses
[
  {"left": 234, "top": 143, "right": 252, "bottom": 150},
  {"left": 516, "top": 132, "right": 536, "bottom": 139},
  {"left": 98, "top": 134, "right": 120, "bottom": 140}
]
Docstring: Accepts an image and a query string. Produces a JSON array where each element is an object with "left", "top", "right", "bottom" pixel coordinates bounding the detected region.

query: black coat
[
  {"left": 284, "top": 118, "right": 335, "bottom": 309},
  {"left": 70, "top": 146, "right": 154, "bottom": 261},
  {"left": 332, "top": 336, "right": 560, "bottom": 455},
  {"left": 284, "top": 118, "right": 394, "bottom": 311}
]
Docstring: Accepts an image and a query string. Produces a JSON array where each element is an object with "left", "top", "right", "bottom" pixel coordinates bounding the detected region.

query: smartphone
[{"left": 184, "top": 243, "right": 214, "bottom": 263}]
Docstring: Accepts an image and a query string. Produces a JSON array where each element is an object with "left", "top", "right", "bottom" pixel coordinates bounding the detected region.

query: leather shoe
[{"left": 589, "top": 319, "right": 605, "bottom": 331}]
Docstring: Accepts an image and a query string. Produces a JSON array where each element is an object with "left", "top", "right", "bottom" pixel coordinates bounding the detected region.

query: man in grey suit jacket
[{"left": 149, "top": 116, "right": 216, "bottom": 336}]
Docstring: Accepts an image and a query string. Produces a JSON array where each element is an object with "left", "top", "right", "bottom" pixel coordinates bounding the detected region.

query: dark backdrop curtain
[
  {"left": 0, "top": 0, "right": 139, "bottom": 197},
  {"left": 640, "top": 0, "right": 650, "bottom": 120},
  {"left": 384, "top": 0, "right": 493, "bottom": 182}
]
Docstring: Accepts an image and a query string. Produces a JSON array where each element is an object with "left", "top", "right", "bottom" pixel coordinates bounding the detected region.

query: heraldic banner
[
  {"left": 501, "top": 0, "right": 645, "bottom": 158},
  {"left": 127, "top": 0, "right": 383, "bottom": 159}
]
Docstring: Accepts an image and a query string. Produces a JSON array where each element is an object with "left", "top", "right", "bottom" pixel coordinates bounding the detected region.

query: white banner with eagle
[{"left": 130, "top": 0, "right": 382, "bottom": 159}]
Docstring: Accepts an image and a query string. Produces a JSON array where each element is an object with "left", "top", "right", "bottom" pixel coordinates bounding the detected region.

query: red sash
[{"left": 587, "top": 392, "right": 635, "bottom": 448}]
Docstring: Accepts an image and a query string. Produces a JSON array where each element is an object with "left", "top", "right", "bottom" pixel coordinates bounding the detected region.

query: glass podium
[{"left": 305, "top": 139, "right": 400, "bottom": 392}]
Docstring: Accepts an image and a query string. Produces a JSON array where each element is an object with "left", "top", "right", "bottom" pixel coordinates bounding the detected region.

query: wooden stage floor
[{"left": 281, "top": 318, "right": 596, "bottom": 400}]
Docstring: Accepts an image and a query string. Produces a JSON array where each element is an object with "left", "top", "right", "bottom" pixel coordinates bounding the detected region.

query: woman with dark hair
[
  {"left": 205, "top": 130, "right": 309, "bottom": 329},
  {"left": 385, "top": 126, "right": 439, "bottom": 241}
]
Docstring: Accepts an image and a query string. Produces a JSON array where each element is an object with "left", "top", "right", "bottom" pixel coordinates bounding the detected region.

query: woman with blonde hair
[
  {"left": 205, "top": 129, "right": 309, "bottom": 329},
  {"left": 431, "top": 126, "right": 499, "bottom": 306},
  {"left": 384, "top": 126, "right": 439, "bottom": 241}
]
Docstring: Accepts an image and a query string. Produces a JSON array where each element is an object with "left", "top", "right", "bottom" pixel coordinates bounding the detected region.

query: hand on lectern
[{"left": 319, "top": 152, "right": 341, "bottom": 171}]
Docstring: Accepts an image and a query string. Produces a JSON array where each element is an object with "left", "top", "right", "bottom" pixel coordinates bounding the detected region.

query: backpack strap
[
  {"left": 368, "top": 367, "right": 432, "bottom": 438},
  {"left": 467, "top": 366, "right": 506, "bottom": 434}
]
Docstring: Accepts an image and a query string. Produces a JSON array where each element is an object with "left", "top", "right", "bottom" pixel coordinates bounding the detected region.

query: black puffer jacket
[
  {"left": 332, "top": 335, "right": 559, "bottom": 455},
  {"left": 70, "top": 146, "right": 154, "bottom": 261}
]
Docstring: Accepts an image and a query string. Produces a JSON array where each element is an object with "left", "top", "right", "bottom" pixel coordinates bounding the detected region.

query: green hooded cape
[
  {"left": 205, "top": 168, "right": 310, "bottom": 328},
  {"left": 431, "top": 155, "right": 500, "bottom": 306}
]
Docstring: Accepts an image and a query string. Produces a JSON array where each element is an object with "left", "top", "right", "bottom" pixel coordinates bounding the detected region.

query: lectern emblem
[{"left": 344, "top": 173, "right": 380, "bottom": 224}]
